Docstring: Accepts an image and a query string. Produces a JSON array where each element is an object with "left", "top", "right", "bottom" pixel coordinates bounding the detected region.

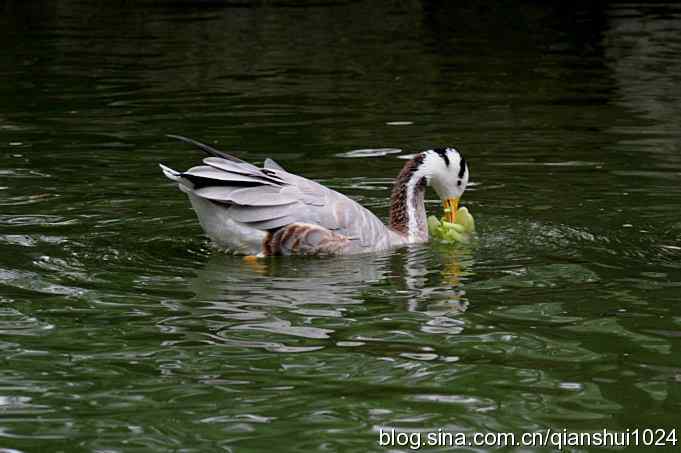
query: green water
[{"left": 1, "top": 1, "right": 680, "bottom": 452}]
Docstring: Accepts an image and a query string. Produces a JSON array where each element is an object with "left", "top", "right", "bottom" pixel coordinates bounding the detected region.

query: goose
[{"left": 160, "top": 135, "right": 469, "bottom": 256}]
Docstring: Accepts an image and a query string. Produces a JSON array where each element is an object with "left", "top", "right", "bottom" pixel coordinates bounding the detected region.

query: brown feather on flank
[
  {"left": 389, "top": 153, "right": 425, "bottom": 234},
  {"left": 263, "top": 223, "right": 352, "bottom": 256}
]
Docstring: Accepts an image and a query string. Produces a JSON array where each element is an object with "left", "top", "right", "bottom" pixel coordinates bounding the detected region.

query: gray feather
[
  {"left": 183, "top": 165, "right": 242, "bottom": 181},
  {"left": 192, "top": 186, "right": 247, "bottom": 203},
  {"left": 185, "top": 165, "right": 279, "bottom": 186},
  {"left": 292, "top": 179, "right": 327, "bottom": 206},
  {"left": 203, "top": 157, "right": 284, "bottom": 185},
  {"left": 228, "top": 204, "right": 299, "bottom": 223},
  {"left": 280, "top": 185, "right": 327, "bottom": 207},
  {"left": 203, "top": 156, "right": 262, "bottom": 175},
  {"left": 227, "top": 186, "right": 298, "bottom": 206},
  {"left": 246, "top": 216, "right": 296, "bottom": 230},
  {"left": 264, "top": 158, "right": 286, "bottom": 171},
  {"left": 317, "top": 205, "right": 340, "bottom": 229},
  {"left": 159, "top": 163, "right": 181, "bottom": 181}
]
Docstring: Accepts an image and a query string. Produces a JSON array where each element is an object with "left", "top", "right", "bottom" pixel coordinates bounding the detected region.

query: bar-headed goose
[{"left": 160, "top": 136, "right": 469, "bottom": 256}]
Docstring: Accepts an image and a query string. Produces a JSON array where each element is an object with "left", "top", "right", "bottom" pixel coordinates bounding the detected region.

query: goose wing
[
  {"left": 266, "top": 170, "right": 393, "bottom": 248},
  {"left": 162, "top": 137, "right": 392, "bottom": 249}
]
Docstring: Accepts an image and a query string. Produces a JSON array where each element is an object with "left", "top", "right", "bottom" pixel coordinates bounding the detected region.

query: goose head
[
  {"left": 389, "top": 147, "right": 470, "bottom": 240},
  {"left": 420, "top": 148, "right": 469, "bottom": 223}
]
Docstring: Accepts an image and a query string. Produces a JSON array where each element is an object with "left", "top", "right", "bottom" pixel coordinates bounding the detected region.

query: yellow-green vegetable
[{"left": 428, "top": 207, "right": 476, "bottom": 244}]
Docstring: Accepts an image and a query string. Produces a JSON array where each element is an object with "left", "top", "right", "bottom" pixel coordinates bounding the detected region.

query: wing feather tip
[
  {"left": 167, "top": 134, "right": 244, "bottom": 162},
  {"left": 159, "top": 163, "right": 180, "bottom": 181},
  {"left": 264, "top": 158, "right": 286, "bottom": 172}
]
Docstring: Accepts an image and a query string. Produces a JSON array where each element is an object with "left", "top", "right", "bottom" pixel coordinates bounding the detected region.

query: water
[{"left": 1, "top": 1, "right": 681, "bottom": 452}]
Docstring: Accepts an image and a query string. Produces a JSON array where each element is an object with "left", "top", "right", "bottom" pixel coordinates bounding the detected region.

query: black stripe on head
[
  {"left": 458, "top": 154, "right": 467, "bottom": 178},
  {"left": 433, "top": 148, "right": 450, "bottom": 167}
]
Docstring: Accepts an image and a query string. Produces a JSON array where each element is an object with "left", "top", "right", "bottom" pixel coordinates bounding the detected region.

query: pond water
[{"left": 1, "top": 1, "right": 680, "bottom": 452}]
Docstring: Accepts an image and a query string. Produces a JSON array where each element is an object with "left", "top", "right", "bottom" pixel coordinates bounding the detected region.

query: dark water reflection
[{"left": 1, "top": 1, "right": 681, "bottom": 451}]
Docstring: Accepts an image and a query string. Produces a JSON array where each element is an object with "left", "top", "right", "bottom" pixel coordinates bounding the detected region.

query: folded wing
[{"left": 161, "top": 136, "right": 392, "bottom": 250}]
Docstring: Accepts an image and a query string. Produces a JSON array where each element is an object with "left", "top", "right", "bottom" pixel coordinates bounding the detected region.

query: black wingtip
[{"left": 166, "top": 134, "right": 243, "bottom": 163}]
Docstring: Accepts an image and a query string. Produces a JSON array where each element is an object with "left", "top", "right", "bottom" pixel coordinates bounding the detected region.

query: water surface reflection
[{"left": 170, "top": 247, "right": 474, "bottom": 354}]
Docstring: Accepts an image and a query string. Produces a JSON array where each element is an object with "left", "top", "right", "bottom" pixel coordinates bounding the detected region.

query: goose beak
[{"left": 443, "top": 197, "right": 459, "bottom": 223}]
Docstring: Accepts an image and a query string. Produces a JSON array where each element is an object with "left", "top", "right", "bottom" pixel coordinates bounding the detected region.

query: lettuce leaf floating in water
[{"left": 428, "top": 207, "right": 476, "bottom": 244}]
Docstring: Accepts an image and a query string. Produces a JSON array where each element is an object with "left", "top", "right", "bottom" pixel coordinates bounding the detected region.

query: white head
[{"left": 418, "top": 148, "right": 469, "bottom": 222}]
